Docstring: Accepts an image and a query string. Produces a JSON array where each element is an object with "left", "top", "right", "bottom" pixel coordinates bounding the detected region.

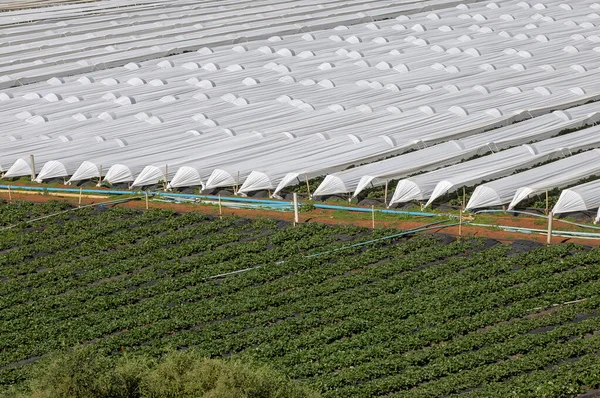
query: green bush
[{"left": 15, "top": 347, "right": 319, "bottom": 398}]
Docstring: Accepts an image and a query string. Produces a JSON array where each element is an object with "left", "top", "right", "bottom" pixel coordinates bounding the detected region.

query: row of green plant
[{"left": 2, "top": 201, "right": 600, "bottom": 397}]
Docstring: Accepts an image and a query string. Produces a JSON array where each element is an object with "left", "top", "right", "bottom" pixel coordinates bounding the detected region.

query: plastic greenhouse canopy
[
  {"left": 0, "top": 0, "right": 489, "bottom": 88},
  {"left": 467, "top": 149, "right": 600, "bottom": 210},
  {"left": 313, "top": 104, "right": 600, "bottom": 198},
  {"left": 553, "top": 179, "right": 600, "bottom": 217},
  {"left": 250, "top": 105, "right": 583, "bottom": 198},
  {"left": 388, "top": 121, "right": 600, "bottom": 207},
  {"left": 3, "top": 0, "right": 600, "bottom": 198}
]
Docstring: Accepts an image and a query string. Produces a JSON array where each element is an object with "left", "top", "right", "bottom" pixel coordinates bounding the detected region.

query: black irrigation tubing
[
  {"left": 303, "top": 219, "right": 457, "bottom": 258},
  {"left": 0, "top": 196, "right": 145, "bottom": 231},
  {"left": 207, "top": 220, "right": 458, "bottom": 281}
]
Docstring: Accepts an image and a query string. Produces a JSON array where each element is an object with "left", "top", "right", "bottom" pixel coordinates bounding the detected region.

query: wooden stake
[
  {"left": 293, "top": 192, "right": 299, "bottom": 226},
  {"left": 29, "top": 154, "right": 36, "bottom": 181},
  {"left": 164, "top": 164, "right": 168, "bottom": 191},
  {"left": 462, "top": 187, "right": 466, "bottom": 210},
  {"left": 458, "top": 209, "right": 463, "bottom": 236},
  {"left": 547, "top": 211, "right": 553, "bottom": 245},
  {"left": 145, "top": 190, "right": 149, "bottom": 210},
  {"left": 384, "top": 180, "right": 388, "bottom": 204},
  {"left": 78, "top": 187, "right": 82, "bottom": 208},
  {"left": 371, "top": 205, "right": 375, "bottom": 229},
  {"left": 218, "top": 194, "right": 223, "bottom": 219},
  {"left": 545, "top": 190, "right": 549, "bottom": 215},
  {"left": 7, "top": 185, "right": 11, "bottom": 203},
  {"left": 98, "top": 165, "right": 103, "bottom": 187},
  {"left": 304, "top": 174, "right": 311, "bottom": 199}
]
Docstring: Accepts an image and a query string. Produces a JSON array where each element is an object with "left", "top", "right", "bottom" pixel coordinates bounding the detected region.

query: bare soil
[{"left": 577, "top": 390, "right": 600, "bottom": 398}]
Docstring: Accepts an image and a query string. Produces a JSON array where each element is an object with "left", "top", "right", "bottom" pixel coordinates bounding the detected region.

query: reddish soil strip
[{"left": 2, "top": 191, "right": 597, "bottom": 246}]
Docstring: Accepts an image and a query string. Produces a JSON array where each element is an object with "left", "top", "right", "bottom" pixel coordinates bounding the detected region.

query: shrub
[{"left": 16, "top": 347, "right": 318, "bottom": 398}]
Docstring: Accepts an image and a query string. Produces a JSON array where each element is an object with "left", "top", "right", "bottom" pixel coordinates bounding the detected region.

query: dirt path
[{"left": 3, "top": 191, "right": 597, "bottom": 246}]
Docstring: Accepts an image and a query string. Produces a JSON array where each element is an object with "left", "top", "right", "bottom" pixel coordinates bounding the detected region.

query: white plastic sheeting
[
  {"left": 165, "top": 133, "right": 372, "bottom": 190},
  {"left": 553, "top": 180, "right": 600, "bottom": 220},
  {"left": 313, "top": 105, "right": 600, "bottom": 197},
  {"left": 0, "top": 0, "right": 476, "bottom": 88},
  {"left": 389, "top": 122, "right": 600, "bottom": 207},
  {"left": 210, "top": 133, "right": 400, "bottom": 192},
  {"left": 466, "top": 150, "right": 600, "bottom": 210},
  {"left": 2, "top": 0, "right": 600, "bottom": 195}
]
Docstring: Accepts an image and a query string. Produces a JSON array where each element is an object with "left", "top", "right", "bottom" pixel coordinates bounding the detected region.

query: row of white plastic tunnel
[
  {"left": 0, "top": 0, "right": 474, "bottom": 88},
  {"left": 314, "top": 102, "right": 600, "bottom": 218},
  {"left": 3, "top": 0, "right": 600, "bottom": 218},
  {"left": 3, "top": 101, "right": 600, "bottom": 219}
]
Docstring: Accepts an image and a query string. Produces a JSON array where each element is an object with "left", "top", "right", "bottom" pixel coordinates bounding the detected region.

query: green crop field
[{"left": 2, "top": 200, "right": 600, "bottom": 397}]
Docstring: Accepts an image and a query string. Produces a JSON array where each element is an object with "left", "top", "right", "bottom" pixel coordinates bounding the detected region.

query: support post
[
  {"left": 293, "top": 192, "right": 299, "bottom": 226},
  {"left": 459, "top": 209, "right": 463, "bottom": 236},
  {"left": 145, "top": 190, "right": 149, "bottom": 210},
  {"left": 462, "top": 187, "right": 466, "bottom": 210},
  {"left": 164, "top": 164, "right": 168, "bottom": 191},
  {"left": 384, "top": 180, "right": 388, "bottom": 204},
  {"left": 545, "top": 190, "right": 549, "bottom": 216},
  {"left": 371, "top": 205, "right": 375, "bottom": 229},
  {"left": 547, "top": 211, "right": 553, "bottom": 245},
  {"left": 78, "top": 187, "right": 82, "bottom": 208},
  {"left": 218, "top": 194, "right": 222, "bottom": 219},
  {"left": 29, "top": 154, "right": 36, "bottom": 181},
  {"left": 304, "top": 174, "right": 311, "bottom": 199},
  {"left": 7, "top": 185, "right": 11, "bottom": 203},
  {"left": 98, "top": 165, "right": 103, "bottom": 187}
]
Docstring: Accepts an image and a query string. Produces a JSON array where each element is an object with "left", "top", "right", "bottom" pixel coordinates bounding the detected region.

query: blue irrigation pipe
[
  {"left": 159, "top": 193, "right": 438, "bottom": 216},
  {"left": 161, "top": 192, "right": 286, "bottom": 205},
  {"left": 0, "top": 185, "right": 285, "bottom": 204},
  {"left": 161, "top": 194, "right": 439, "bottom": 217},
  {"left": 470, "top": 223, "right": 600, "bottom": 238},
  {"left": 160, "top": 194, "right": 439, "bottom": 217},
  {"left": 473, "top": 209, "right": 600, "bottom": 231},
  {"left": 312, "top": 203, "right": 438, "bottom": 217},
  {"left": 158, "top": 194, "right": 283, "bottom": 206},
  {"left": 0, "top": 185, "right": 136, "bottom": 196},
  {"left": 156, "top": 196, "right": 294, "bottom": 211},
  {"left": 0, "top": 185, "right": 441, "bottom": 217}
]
